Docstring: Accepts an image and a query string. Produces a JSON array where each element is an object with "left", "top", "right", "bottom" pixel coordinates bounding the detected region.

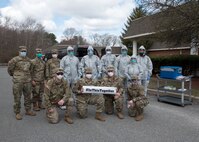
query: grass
[{"left": 148, "top": 77, "right": 199, "bottom": 97}]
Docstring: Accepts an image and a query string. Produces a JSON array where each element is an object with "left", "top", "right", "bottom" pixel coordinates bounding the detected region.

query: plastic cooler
[{"left": 160, "top": 66, "right": 182, "bottom": 79}]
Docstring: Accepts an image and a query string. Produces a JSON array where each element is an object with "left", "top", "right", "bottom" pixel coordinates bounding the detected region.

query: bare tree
[
  {"left": 0, "top": 16, "right": 58, "bottom": 62},
  {"left": 63, "top": 28, "right": 82, "bottom": 40},
  {"left": 89, "top": 33, "right": 120, "bottom": 46}
]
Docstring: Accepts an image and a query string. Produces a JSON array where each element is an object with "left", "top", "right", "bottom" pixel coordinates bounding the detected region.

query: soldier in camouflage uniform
[
  {"left": 45, "top": 49, "right": 60, "bottom": 80},
  {"left": 7, "top": 46, "right": 36, "bottom": 120},
  {"left": 44, "top": 68, "right": 74, "bottom": 124},
  {"left": 31, "top": 48, "right": 45, "bottom": 111},
  {"left": 72, "top": 67, "right": 105, "bottom": 121},
  {"left": 100, "top": 65, "right": 124, "bottom": 119},
  {"left": 127, "top": 76, "right": 149, "bottom": 121}
]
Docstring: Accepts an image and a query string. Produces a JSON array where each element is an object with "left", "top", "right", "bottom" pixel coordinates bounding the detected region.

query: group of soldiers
[{"left": 8, "top": 44, "right": 152, "bottom": 124}]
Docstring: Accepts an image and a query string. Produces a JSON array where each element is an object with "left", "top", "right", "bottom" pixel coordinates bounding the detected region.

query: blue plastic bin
[{"left": 160, "top": 66, "right": 182, "bottom": 79}]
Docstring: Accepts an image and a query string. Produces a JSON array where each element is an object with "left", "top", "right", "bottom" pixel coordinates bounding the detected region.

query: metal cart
[{"left": 156, "top": 74, "right": 193, "bottom": 106}]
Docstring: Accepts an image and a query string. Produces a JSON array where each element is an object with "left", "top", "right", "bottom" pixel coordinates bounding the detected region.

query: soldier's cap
[
  {"left": 19, "top": 46, "right": 27, "bottom": 51},
  {"left": 51, "top": 49, "right": 58, "bottom": 54},
  {"left": 84, "top": 67, "right": 92, "bottom": 74},
  {"left": 55, "top": 68, "right": 64, "bottom": 74},
  {"left": 36, "top": 48, "right": 42, "bottom": 53},
  {"left": 107, "top": 65, "right": 114, "bottom": 71},
  {"left": 131, "top": 75, "right": 139, "bottom": 80}
]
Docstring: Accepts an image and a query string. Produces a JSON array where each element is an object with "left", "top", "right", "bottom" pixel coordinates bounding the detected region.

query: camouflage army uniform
[
  {"left": 45, "top": 49, "right": 60, "bottom": 80},
  {"left": 127, "top": 76, "right": 149, "bottom": 121},
  {"left": 7, "top": 46, "right": 36, "bottom": 120},
  {"left": 72, "top": 68, "right": 105, "bottom": 121},
  {"left": 31, "top": 48, "right": 45, "bottom": 111},
  {"left": 44, "top": 69, "right": 73, "bottom": 124},
  {"left": 100, "top": 66, "right": 124, "bottom": 119}
]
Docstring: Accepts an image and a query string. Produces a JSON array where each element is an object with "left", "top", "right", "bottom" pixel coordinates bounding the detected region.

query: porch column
[{"left": 133, "top": 40, "right": 137, "bottom": 56}]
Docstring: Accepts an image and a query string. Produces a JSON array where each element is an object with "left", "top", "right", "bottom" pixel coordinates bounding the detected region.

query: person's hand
[
  {"left": 32, "top": 80, "right": 36, "bottom": 86},
  {"left": 127, "top": 100, "right": 134, "bottom": 108},
  {"left": 48, "top": 108, "right": 54, "bottom": 113},
  {"left": 58, "top": 99, "right": 65, "bottom": 106},
  {"left": 114, "top": 93, "right": 120, "bottom": 99}
]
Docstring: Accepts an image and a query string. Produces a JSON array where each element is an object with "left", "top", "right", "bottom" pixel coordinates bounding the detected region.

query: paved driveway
[{"left": 0, "top": 67, "right": 199, "bottom": 142}]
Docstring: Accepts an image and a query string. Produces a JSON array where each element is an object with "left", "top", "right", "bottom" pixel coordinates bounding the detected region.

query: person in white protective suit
[
  {"left": 101, "top": 46, "right": 117, "bottom": 77},
  {"left": 136, "top": 45, "right": 153, "bottom": 96},
  {"left": 80, "top": 45, "right": 101, "bottom": 79},
  {"left": 125, "top": 55, "right": 143, "bottom": 84},
  {"left": 115, "top": 45, "right": 131, "bottom": 78},
  {"left": 60, "top": 46, "right": 81, "bottom": 87}
]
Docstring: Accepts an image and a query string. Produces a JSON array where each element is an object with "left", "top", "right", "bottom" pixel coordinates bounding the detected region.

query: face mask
[
  {"left": 139, "top": 52, "right": 145, "bottom": 56},
  {"left": 121, "top": 50, "right": 127, "bottom": 56},
  {"left": 88, "top": 50, "right": 93, "bottom": 56},
  {"left": 131, "top": 59, "right": 137, "bottom": 63},
  {"left": 68, "top": 51, "right": 74, "bottom": 56},
  {"left": 20, "top": 51, "right": 27, "bottom": 57},
  {"left": 106, "top": 51, "right": 111, "bottom": 54},
  {"left": 108, "top": 72, "right": 114, "bottom": 77},
  {"left": 86, "top": 74, "right": 92, "bottom": 79},
  {"left": 57, "top": 75, "right": 63, "bottom": 80},
  {"left": 52, "top": 54, "right": 58, "bottom": 58},
  {"left": 36, "top": 53, "right": 43, "bottom": 58}
]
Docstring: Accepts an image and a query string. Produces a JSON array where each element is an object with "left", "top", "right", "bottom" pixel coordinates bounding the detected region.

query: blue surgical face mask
[
  {"left": 36, "top": 53, "right": 43, "bottom": 58},
  {"left": 68, "top": 51, "right": 74, "bottom": 56},
  {"left": 20, "top": 51, "right": 27, "bottom": 57},
  {"left": 121, "top": 50, "right": 127, "bottom": 56},
  {"left": 131, "top": 59, "right": 137, "bottom": 63}
]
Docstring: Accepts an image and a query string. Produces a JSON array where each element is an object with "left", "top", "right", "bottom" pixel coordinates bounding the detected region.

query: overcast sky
[{"left": 0, "top": 0, "right": 136, "bottom": 42}]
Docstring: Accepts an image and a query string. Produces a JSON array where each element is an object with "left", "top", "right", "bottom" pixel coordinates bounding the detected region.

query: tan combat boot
[
  {"left": 95, "top": 112, "right": 106, "bottom": 122},
  {"left": 117, "top": 112, "right": 124, "bottom": 119},
  {"left": 135, "top": 114, "right": 144, "bottom": 121},
  {"left": 25, "top": 110, "right": 36, "bottom": 116},
  {"left": 33, "top": 102, "right": 40, "bottom": 111},
  {"left": 64, "top": 114, "right": 73, "bottom": 124},
  {"left": 16, "top": 113, "right": 22, "bottom": 120},
  {"left": 39, "top": 102, "right": 45, "bottom": 109}
]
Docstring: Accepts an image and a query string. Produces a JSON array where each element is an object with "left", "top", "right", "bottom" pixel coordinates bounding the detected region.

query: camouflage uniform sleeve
[
  {"left": 95, "top": 79, "right": 102, "bottom": 86},
  {"left": 138, "top": 86, "right": 145, "bottom": 96},
  {"left": 7, "top": 57, "right": 17, "bottom": 76},
  {"left": 45, "top": 61, "right": 50, "bottom": 79},
  {"left": 44, "top": 80, "right": 53, "bottom": 109},
  {"left": 117, "top": 78, "right": 124, "bottom": 94},
  {"left": 30, "top": 59, "right": 35, "bottom": 80},
  {"left": 126, "top": 87, "right": 131, "bottom": 101},
  {"left": 62, "top": 80, "right": 71, "bottom": 102},
  {"left": 72, "top": 79, "right": 82, "bottom": 94}
]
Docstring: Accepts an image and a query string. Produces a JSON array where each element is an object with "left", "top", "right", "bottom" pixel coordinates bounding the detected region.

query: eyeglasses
[
  {"left": 108, "top": 70, "right": 114, "bottom": 72},
  {"left": 21, "top": 50, "right": 27, "bottom": 52},
  {"left": 56, "top": 72, "right": 63, "bottom": 75}
]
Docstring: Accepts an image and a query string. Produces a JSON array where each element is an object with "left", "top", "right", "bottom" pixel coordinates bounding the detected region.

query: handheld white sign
[{"left": 82, "top": 86, "right": 117, "bottom": 95}]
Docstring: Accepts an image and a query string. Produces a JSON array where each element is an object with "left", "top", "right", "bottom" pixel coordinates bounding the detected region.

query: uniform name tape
[{"left": 82, "top": 86, "right": 117, "bottom": 94}]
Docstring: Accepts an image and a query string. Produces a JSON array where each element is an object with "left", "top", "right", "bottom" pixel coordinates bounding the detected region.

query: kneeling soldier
[
  {"left": 44, "top": 68, "right": 73, "bottom": 124},
  {"left": 127, "top": 76, "right": 149, "bottom": 121},
  {"left": 72, "top": 67, "right": 105, "bottom": 121},
  {"left": 100, "top": 65, "right": 124, "bottom": 119}
]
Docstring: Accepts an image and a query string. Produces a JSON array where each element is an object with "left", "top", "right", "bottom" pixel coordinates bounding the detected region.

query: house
[{"left": 122, "top": 13, "right": 199, "bottom": 57}]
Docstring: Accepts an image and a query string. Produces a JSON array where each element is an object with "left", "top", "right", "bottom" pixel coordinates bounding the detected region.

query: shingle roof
[{"left": 123, "top": 14, "right": 159, "bottom": 39}]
